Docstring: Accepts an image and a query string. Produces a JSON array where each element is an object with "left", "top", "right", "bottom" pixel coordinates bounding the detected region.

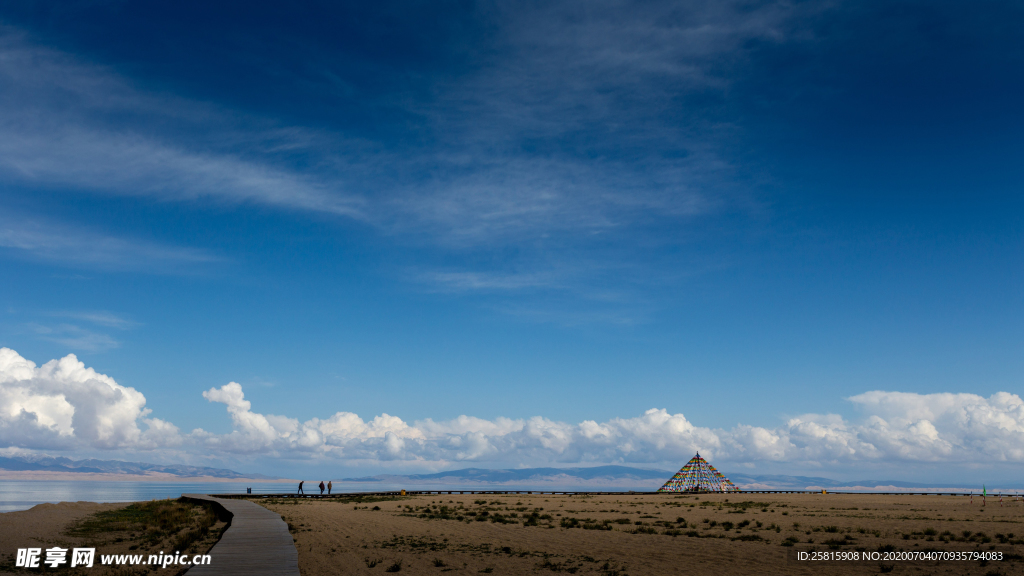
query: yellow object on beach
[
  {"left": 822, "top": 489, "right": 827, "bottom": 494},
  {"left": 400, "top": 489, "right": 406, "bottom": 496}
]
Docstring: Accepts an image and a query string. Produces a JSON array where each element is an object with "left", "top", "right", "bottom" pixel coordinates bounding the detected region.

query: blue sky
[{"left": 0, "top": 0, "right": 1022, "bottom": 481}]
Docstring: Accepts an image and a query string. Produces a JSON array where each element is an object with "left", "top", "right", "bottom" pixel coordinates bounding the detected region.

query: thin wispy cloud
[
  {"left": 0, "top": 1, "right": 794, "bottom": 246},
  {"left": 386, "top": 0, "right": 813, "bottom": 241},
  {"left": 19, "top": 311, "right": 138, "bottom": 352},
  {"left": 0, "top": 14, "right": 778, "bottom": 316},
  {"left": 27, "top": 323, "right": 121, "bottom": 353},
  {"left": 0, "top": 212, "right": 217, "bottom": 272},
  {"left": 419, "top": 270, "right": 559, "bottom": 292},
  {"left": 0, "top": 28, "right": 366, "bottom": 218},
  {"left": 48, "top": 311, "right": 138, "bottom": 330}
]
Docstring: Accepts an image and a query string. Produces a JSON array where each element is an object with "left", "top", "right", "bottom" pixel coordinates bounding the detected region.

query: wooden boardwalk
[{"left": 182, "top": 494, "right": 299, "bottom": 576}]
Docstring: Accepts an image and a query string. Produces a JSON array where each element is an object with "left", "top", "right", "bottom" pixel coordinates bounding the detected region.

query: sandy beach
[
  {"left": 0, "top": 501, "right": 126, "bottom": 556},
  {"left": 262, "top": 492, "right": 1023, "bottom": 575},
  {"left": 0, "top": 498, "right": 226, "bottom": 575},
  {"left": 2, "top": 492, "right": 1021, "bottom": 575}
]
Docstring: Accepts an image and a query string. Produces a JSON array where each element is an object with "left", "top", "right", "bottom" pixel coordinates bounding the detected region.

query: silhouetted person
[
  {"left": 298, "top": 480, "right": 304, "bottom": 494},
  {"left": 327, "top": 481, "right": 332, "bottom": 495},
  {"left": 319, "top": 481, "right": 325, "bottom": 495}
]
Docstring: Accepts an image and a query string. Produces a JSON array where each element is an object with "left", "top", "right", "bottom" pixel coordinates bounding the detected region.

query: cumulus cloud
[
  {"left": 3, "top": 348, "right": 1023, "bottom": 470},
  {"left": 0, "top": 348, "right": 179, "bottom": 450},
  {"left": 194, "top": 381, "right": 1024, "bottom": 469}
]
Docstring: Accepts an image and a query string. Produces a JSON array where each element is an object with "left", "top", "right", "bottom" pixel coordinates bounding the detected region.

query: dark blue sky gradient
[{"left": 0, "top": 0, "right": 1021, "bottom": 476}]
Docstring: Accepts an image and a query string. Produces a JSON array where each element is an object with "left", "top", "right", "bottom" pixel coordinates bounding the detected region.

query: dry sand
[
  {"left": 2, "top": 493, "right": 1021, "bottom": 575},
  {"left": 0, "top": 501, "right": 126, "bottom": 554},
  {"left": 262, "top": 492, "right": 1024, "bottom": 575}
]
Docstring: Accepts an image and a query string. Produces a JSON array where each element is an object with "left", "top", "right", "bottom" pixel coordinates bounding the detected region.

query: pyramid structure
[{"left": 658, "top": 452, "right": 740, "bottom": 493}]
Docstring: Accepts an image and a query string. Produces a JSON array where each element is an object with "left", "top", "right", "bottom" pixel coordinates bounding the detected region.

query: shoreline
[
  {"left": 0, "top": 471, "right": 293, "bottom": 482},
  {"left": 0, "top": 472, "right": 1012, "bottom": 493}
]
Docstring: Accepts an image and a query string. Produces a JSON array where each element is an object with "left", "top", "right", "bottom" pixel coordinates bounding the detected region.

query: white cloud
[
  {"left": 0, "top": 348, "right": 179, "bottom": 450},
  {"left": 3, "top": 348, "right": 1023, "bottom": 470},
  {"left": 193, "top": 381, "right": 1024, "bottom": 469},
  {"left": 848, "top": 391, "right": 1024, "bottom": 462}
]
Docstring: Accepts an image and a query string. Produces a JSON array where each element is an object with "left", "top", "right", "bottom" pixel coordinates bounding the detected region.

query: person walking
[
  {"left": 298, "top": 480, "right": 304, "bottom": 494},
  {"left": 319, "top": 480, "right": 325, "bottom": 495},
  {"left": 327, "top": 480, "right": 332, "bottom": 495}
]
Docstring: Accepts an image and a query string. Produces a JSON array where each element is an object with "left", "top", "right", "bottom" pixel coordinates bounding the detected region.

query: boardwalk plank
[{"left": 182, "top": 494, "right": 299, "bottom": 576}]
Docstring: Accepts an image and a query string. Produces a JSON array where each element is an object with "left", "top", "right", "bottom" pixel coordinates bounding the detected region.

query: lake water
[
  {"left": 0, "top": 480, "right": 652, "bottom": 512},
  {"left": 0, "top": 480, "right": 299, "bottom": 512}
]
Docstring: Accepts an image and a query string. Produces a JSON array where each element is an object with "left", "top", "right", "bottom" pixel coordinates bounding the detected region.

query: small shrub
[{"left": 385, "top": 560, "right": 403, "bottom": 572}]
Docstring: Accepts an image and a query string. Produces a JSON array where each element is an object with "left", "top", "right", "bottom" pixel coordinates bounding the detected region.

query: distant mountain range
[
  {"left": 0, "top": 455, "right": 278, "bottom": 480},
  {"left": 342, "top": 466, "right": 1019, "bottom": 491},
  {"left": 342, "top": 465, "right": 672, "bottom": 485},
  {"left": 1, "top": 456, "right": 1014, "bottom": 490}
]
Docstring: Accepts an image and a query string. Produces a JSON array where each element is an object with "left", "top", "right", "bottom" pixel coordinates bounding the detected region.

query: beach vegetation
[{"left": 66, "top": 498, "right": 222, "bottom": 555}]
